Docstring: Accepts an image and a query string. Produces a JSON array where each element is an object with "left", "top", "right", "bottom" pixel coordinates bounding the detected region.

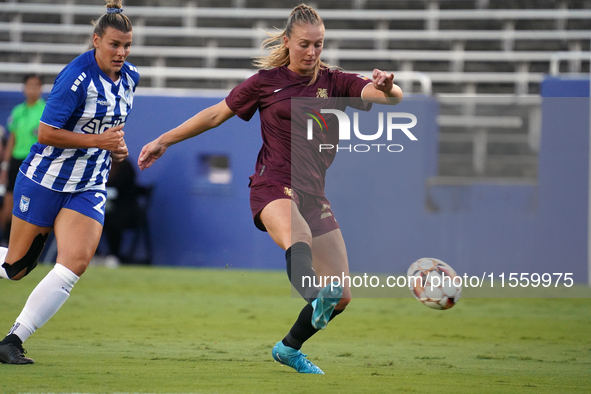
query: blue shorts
[{"left": 13, "top": 173, "right": 107, "bottom": 227}]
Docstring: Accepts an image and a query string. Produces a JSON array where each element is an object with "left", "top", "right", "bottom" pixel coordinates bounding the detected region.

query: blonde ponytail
[{"left": 253, "top": 4, "right": 329, "bottom": 85}]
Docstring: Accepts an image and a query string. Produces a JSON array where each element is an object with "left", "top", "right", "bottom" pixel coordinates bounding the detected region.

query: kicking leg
[
  {"left": 260, "top": 198, "right": 320, "bottom": 300},
  {"left": 262, "top": 200, "right": 346, "bottom": 373},
  {"left": 311, "top": 228, "right": 351, "bottom": 313},
  {"left": 272, "top": 229, "right": 350, "bottom": 373},
  {"left": 278, "top": 229, "right": 349, "bottom": 349}
]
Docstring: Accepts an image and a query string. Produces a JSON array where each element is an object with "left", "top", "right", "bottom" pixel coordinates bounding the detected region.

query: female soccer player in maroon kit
[{"left": 139, "top": 4, "right": 402, "bottom": 374}]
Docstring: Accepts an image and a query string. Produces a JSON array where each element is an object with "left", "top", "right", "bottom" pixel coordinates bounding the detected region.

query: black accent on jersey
[{"left": 2, "top": 233, "right": 49, "bottom": 279}]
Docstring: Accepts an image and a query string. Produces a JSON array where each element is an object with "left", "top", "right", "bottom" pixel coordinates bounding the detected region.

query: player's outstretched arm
[
  {"left": 138, "top": 100, "right": 235, "bottom": 170},
  {"left": 361, "top": 69, "right": 403, "bottom": 105}
]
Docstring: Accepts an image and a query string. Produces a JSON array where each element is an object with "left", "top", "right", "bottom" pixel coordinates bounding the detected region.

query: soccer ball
[{"left": 407, "top": 258, "right": 462, "bottom": 310}]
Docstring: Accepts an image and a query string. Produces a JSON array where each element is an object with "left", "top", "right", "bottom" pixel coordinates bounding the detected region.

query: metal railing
[
  {"left": 550, "top": 52, "right": 591, "bottom": 75},
  {"left": 0, "top": 62, "right": 433, "bottom": 94},
  {"left": 3, "top": 3, "right": 591, "bottom": 23},
  {"left": 436, "top": 94, "right": 542, "bottom": 179},
  {"left": 2, "top": 22, "right": 590, "bottom": 43},
  {"left": 0, "top": 41, "right": 574, "bottom": 63}
]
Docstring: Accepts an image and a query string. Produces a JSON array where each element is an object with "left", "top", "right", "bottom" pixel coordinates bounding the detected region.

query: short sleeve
[
  {"left": 225, "top": 73, "right": 260, "bottom": 121},
  {"left": 333, "top": 71, "right": 373, "bottom": 111},
  {"left": 123, "top": 62, "right": 140, "bottom": 92},
  {"left": 40, "top": 67, "right": 86, "bottom": 129}
]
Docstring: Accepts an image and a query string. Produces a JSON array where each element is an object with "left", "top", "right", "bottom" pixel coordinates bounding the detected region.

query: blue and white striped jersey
[{"left": 22, "top": 50, "right": 140, "bottom": 192}]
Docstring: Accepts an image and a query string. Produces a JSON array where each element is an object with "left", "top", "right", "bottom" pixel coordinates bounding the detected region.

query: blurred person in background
[
  {"left": 0, "top": 74, "right": 45, "bottom": 245},
  {"left": 100, "top": 157, "right": 141, "bottom": 266}
]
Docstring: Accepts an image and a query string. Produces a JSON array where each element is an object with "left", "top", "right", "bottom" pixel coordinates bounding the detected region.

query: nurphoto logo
[{"left": 305, "top": 109, "right": 418, "bottom": 153}]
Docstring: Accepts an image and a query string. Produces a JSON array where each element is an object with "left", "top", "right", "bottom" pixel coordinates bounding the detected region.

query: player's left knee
[
  {"left": 336, "top": 297, "right": 351, "bottom": 310},
  {"left": 55, "top": 252, "right": 92, "bottom": 277},
  {"left": 57, "top": 259, "right": 89, "bottom": 277}
]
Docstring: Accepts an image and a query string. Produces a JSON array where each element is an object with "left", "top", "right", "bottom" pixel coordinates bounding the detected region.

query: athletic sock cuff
[
  {"left": 283, "top": 334, "right": 304, "bottom": 350},
  {"left": 286, "top": 242, "right": 312, "bottom": 261},
  {"left": 53, "top": 264, "right": 80, "bottom": 287}
]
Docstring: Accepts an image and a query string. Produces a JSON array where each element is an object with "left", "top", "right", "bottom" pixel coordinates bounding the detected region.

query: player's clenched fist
[
  {"left": 99, "top": 124, "right": 125, "bottom": 151},
  {"left": 111, "top": 140, "right": 129, "bottom": 162}
]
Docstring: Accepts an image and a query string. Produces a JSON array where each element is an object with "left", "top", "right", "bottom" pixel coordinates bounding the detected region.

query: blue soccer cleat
[
  {"left": 272, "top": 341, "right": 324, "bottom": 374},
  {"left": 311, "top": 282, "right": 343, "bottom": 330}
]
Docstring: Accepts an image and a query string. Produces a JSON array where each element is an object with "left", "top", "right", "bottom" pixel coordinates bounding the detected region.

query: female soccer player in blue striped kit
[
  {"left": 139, "top": 4, "right": 402, "bottom": 374},
  {"left": 0, "top": 0, "right": 139, "bottom": 364}
]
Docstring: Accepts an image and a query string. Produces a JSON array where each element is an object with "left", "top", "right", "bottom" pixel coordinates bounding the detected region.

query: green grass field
[{"left": 1, "top": 265, "right": 590, "bottom": 393}]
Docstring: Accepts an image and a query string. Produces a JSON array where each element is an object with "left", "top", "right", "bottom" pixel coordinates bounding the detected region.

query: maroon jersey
[{"left": 225, "top": 65, "right": 371, "bottom": 196}]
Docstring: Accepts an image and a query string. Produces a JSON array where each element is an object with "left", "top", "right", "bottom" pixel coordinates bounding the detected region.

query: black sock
[
  {"left": 285, "top": 242, "right": 319, "bottom": 303},
  {"left": 282, "top": 305, "right": 345, "bottom": 350},
  {"left": 0, "top": 334, "right": 22, "bottom": 346}
]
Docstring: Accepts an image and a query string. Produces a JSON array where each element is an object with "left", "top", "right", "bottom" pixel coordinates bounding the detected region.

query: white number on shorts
[{"left": 93, "top": 192, "right": 107, "bottom": 214}]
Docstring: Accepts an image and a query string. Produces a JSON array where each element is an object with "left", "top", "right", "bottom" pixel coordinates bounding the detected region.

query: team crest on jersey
[
  {"left": 316, "top": 88, "right": 328, "bottom": 99},
  {"left": 122, "top": 88, "right": 133, "bottom": 105},
  {"left": 19, "top": 195, "right": 30, "bottom": 213}
]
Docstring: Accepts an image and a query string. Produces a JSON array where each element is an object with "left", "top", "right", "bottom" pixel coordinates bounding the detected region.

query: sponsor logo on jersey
[
  {"left": 19, "top": 195, "right": 30, "bottom": 213},
  {"left": 94, "top": 99, "right": 109, "bottom": 106}
]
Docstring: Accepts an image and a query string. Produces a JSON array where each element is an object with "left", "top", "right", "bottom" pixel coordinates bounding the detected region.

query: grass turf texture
[{"left": 1, "top": 265, "right": 590, "bottom": 394}]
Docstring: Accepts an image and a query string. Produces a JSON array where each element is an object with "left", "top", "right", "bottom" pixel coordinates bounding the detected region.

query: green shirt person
[
  {"left": 0, "top": 74, "right": 45, "bottom": 244},
  {"left": 6, "top": 98, "right": 45, "bottom": 160}
]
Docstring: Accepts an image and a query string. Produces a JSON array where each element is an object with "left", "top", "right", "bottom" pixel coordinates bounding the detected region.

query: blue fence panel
[{"left": 124, "top": 96, "right": 281, "bottom": 269}]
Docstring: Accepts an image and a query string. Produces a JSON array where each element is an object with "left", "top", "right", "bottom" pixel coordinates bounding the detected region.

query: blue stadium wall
[{"left": 0, "top": 76, "right": 588, "bottom": 282}]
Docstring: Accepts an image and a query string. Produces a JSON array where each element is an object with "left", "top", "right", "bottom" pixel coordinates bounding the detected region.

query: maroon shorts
[{"left": 250, "top": 182, "right": 339, "bottom": 238}]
